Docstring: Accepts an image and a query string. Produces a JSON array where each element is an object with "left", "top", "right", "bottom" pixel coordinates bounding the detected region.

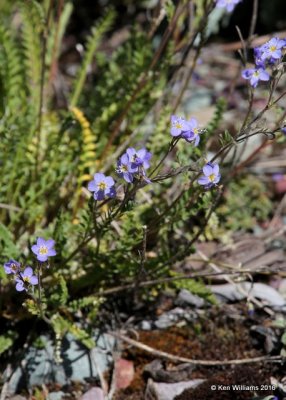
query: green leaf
[
  {"left": 0, "top": 222, "right": 18, "bottom": 258},
  {"left": 51, "top": 314, "right": 95, "bottom": 349},
  {"left": 281, "top": 332, "right": 286, "bottom": 345},
  {"left": 280, "top": 348, "right": 286, "bottom": 357},
  {"left": 0, "top": 331, "right": 17, "bottom": 355}
]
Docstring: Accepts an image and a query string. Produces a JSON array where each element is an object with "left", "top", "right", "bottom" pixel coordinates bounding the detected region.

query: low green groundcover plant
[{"left": 0, "top": 0, "right": 285, "bottom": 357}]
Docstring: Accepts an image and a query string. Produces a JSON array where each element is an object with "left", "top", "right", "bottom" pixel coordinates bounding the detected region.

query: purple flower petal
[
  {"left": 46, "top": 239, "right": 55, "bottom": 249},
  {"left": 48, "top": 249, "right": 57, "bottom": 257},
  {"left": 93, "top": 173, "right": 106, "bottom": 183},
  {"left": 189, "top": 118, "right": 198, "bottom": 129},
  {"left": 171, "top": 127, "right": 182, "bottom": 137},
  {"left": 37, "top": 237, "right": 46, "bottom": 247},
  {"left": 137, "top": 149, "right": 147, "bottom": 159},
  {"left": 182, "top": 131, "right": 194, "bottom": 141},
  {"left": 104, "top": 176, "right": 115, "bottom": 187},
  {"left": 4, "top": 260, "right": 20, "bottom": 274},
  {"left": 88, "top": 180, "right": 97, "bottom": 192},
  {"left": 213, "top": 164, "right": 219, "bottom": 175},
  {"left": 203, "top": 164, "right": 213, "bottom": 177},
  {"left": 16, "top": 282, "right": 25, "bottom": 292},
  {"left": 106, "top": 187, "right": 116, "bottom": 198},
  {"left": 194, "top": 135, "right": 200, "bottom": 147},
  {"left": 198, "top": 176, "right": 209, "bottom": 185},
  {"left": 23, "top": 267, "right": 33, "bottom": 277},
  {"left": 31, "top": 245, "right": 40, "bottom": 254},
  {"left": 126, "top": 148, "right": 136, "bottom": 159},
  {"left": 30, "top": 276, "right": 39, "bottom": 285},
  {"left": 94, "top": 191, "right": 105, "bottom": 201},
  {"left": 213, "top": 174, "right": 221, "bottom": 184},
  {"left": 37, "top": 254, "right": 48, "bottom": 262},
  {"left": 259, "top": 70, "right": 270, "bottom": 81}
]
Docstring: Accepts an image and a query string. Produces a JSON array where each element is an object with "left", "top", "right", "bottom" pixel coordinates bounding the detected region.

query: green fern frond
[
  {"left": 68, "top": 295, "right": 104, "bottom": 312},
  {"left": 46, "top": 2, "right": 73, "bottom": 68},
  {"left": 20, "top": 0, "right": 44, "bottom": 107},
  {"left": 51, "top": 314, "right": 95, "bottom": 349},
  {"left": 0, "top": 26, "right": 27, "bottom": 119}
]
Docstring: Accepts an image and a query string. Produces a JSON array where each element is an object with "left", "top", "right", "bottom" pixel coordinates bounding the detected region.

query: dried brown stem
[{"left": 110, "top": 332, "right": 282, "bottom": 366}]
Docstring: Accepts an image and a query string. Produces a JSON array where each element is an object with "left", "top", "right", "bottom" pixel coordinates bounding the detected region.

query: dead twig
[{"left": 109, "top": 332, "right": 282, "bottom": 366}]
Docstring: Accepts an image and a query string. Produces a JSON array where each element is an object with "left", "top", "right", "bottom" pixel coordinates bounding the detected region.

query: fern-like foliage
[
  {"left": 20, "top": 0, "right": 44, "bottom": 109},
  {"left": 0, "top": 26, "right": 27, "bottom": 120}
]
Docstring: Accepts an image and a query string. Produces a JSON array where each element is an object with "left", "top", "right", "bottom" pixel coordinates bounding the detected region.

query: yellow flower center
[
  {"left": 270, "top": 45, "right": 277, "bottom": 52},
  {"left": 23, "top": 276, "right": 30, "bottom": 283},
  {"left": 193, "top": 128, "right": 199, "bottom": 136},
  {"left": 98, "top": 182, "right": 107, "bottom": 190},
  {"left": 209, "top": 174, "right": 216, "bottom": 182},
  {"left": 39, "top": 246, "right": 48, "bottom": 255},
  {"left": 175, "top": 123, "right": 182, "bottom": 129}
]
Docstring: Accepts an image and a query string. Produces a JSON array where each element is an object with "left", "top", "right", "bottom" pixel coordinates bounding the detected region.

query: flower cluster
[
  {"left": 170, "top": 115, "right": 221, "bottom": 188},
  {"left": 171, "top": 115, "right": 203, "bottom": 146},
  {"left": 3, "top": 238, "right": 56, "bottom": 292},
  {"left": 215, "top": 0, "right": 242, "bottom": 13},
  {"left": 116, "top": 147, "right": 152, "bottom": 183},
  {"left": 87, "top": 148, "right": 152, "bottom": 200},
  {"left": 242, "top": 37, "right": 286, "bottom": 88},
  {"left": 4, "top": 260, "right": 38, "bottom": 292}
]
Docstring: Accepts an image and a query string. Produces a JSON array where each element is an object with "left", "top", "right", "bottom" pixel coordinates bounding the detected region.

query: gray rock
[
  {"left": 7, "top": 332, "right": 114, "bottom": 394},
  {"left": 145, "top": 378, "right": 205, "bottom": 400},
  {"left": 139, "top": 320, "right": 153, "bottom": 331},
  {"left": 210, "top": 282, "right": 286, "bottom": 309},
  {"left": 154, "top": 308, "right": 196, "bottom": 329},
  {"left": 175, "top": 289, "right": 205, "bottom": 308}
]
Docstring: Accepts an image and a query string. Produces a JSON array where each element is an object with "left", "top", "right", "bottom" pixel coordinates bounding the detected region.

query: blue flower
[
  {"left": 170, "top": 115, "right": 192, "bottom": 137},
  {"left": 126, "top": 148, "right": 152, "bottom": 169},
  {"left": 31, "top": 238, "right": 57, "bottom": 262},
  {"left": 254, "top": 46, "right": 266, "bottom": 68},
  {"left": 4, "top": 260, "right": 20, "bottom": 275},
  {"left": 181, "top": 118, "right": 203, "bottom": 147},
  {"left": 215, "top": 0, "right": 242, "bottom": 12},
  {"left": 171, "top": 115, "right": 204, "bottom": 146},
  {"left": 88, "top": 173, "right": 116, "bottom": 200},
  {"left": 198, "top": 162, "right": 221, "bottom": 189},
  {"left": 241, "top": 68, "right": 270, "bottom": 88},
  {"left": 15, "top": 267, "right": 38, "bottom": 292},
  {"left": 116, "top": 153, "right": 137, "bottom": 183},
  {"left": 260, "top": 37, "right": 285, "bottom": 62},
  {"left": 116, "top": 148, "right": 152, "bottom": 184}
]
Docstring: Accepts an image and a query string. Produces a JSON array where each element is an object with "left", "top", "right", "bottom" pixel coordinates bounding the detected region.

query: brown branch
[
  {"left": 95, "top": 266, "right": 272, "bottom": 297},
  {"left": 247, "top": 0, "right": 258, "bottom": 48},
  {"left": 110, "top": 332, "right": 283, "bottom": 366}
]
